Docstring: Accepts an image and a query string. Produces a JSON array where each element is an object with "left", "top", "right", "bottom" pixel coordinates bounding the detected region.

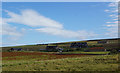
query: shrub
[{"left": 110, "top": 49, "right": 118, "bottom": 54}]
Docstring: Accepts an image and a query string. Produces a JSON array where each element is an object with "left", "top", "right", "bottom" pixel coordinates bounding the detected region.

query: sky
[{"left": 1, "top": 2, "right": 119, "bottom": 47}]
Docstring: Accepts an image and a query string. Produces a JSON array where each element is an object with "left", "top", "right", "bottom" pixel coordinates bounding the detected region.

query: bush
[
  {"left": 63, "top": 49, "right": 70, "bottom": 52},
  {"left": 110, "top": 49, "right": 118, "bottom": 54},
  {"left": 76, "top": 48, "right": 84, "bottom": 51},
  {"left": 84, "top": 48, "right": 90, "bottom": 52},
  {"left": 7, "top": 49, "right": 12, "bottom": 52},
  {"left": 68, "top": 49, "right": 74, "bottom": 52}
]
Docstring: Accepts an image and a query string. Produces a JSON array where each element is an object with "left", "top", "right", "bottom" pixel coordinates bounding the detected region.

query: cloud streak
[
  {"left": 104, "top": 2, "right": 118, "bottom": 37},
  {"left": 36, "top": 27, "right": 96, "bottom": 39},
  {"left": 0, "top": 17, "right": 25, "bottom": 42},
  {"left": 3, "top": 9, "right": 97, "bottom": 39},
  {"left": 4, "top": 10, "right": 63, "bottom": 29}
]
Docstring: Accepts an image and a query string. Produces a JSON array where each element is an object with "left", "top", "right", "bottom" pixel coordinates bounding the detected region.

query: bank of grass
[
  {"left": 2, "top": 54, "right": 119, "bottom": 71},
  {"left": 61, "top": 51, "right": 110, "bottom": 55},
  {"left": 39, "top": 51, "right": 110, "bottom": 55},
  {"left": 17, "top": 51, "right": 110, "bottom": 55}
]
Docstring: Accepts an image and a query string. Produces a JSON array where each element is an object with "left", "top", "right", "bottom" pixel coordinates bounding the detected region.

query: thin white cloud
[
  {"left": 36, "top": 27, "right": 97, "bottom": 39},
  {"left": 104, "top": 2, "right": 118, "bottom": 13},
  {"left": 108, "top": 2, "right": 118, "bottom": 7},
  {"left": 4, "top": 10, "right": 63, "bottom": 29},
  {"left": 111, "top": 9, "right": 118, "bottom": 12},
  {"left": 106, "top": 21, "right": 118, "bottom": 24},
  {"left": 105, "top": 22, "right": 118, "bottom": 37},
  {"left": 105, "top": 25, "right": 118, "bottom": 37},
  {"left": 104, "top": 8, "right": 118, "bottom": 13},
  {"left": 113, "top": 18, "right": 118, "bottom": 20},
  {"left": 104, "top": 2, "right": 118, "bottom": 37},
  {"left": 4, "top": 9, "right": 97, "bottom": 39},
  {"left": 2, "top": 24, "right": 22, "bottom": 36},
  {"left": 105, "top": 24, "right": 118, "bottom": 27},
  {"left": 104, "top": 9, "right": 110, "bottom": 12},
  {"left": 109, "top": 14, "right": 118, "bottom": 18},
  {"left": 0, "top": 17, "right": 24, "bottom": 41}
]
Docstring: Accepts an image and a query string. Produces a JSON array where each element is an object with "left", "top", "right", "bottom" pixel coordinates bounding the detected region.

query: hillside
[{"left": 2, "top": 38, "right": 119, "bottom": 52}]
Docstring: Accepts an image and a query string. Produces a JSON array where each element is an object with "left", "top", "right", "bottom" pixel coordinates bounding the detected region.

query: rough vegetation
[
  {"left": 1, "top": 38, "right": 119, "bottom": 71},
  {"left": 2, "top": 52, "right": 119, "bottom": 71}
]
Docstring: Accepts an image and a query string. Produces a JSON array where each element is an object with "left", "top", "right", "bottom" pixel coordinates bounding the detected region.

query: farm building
[
  {"left": 10, "top": 48, "right": 22, "bottom": 51},
  {"left": 97, "top": 41, "right": 107, "bottom": 44},
  {"left": 46, "top": 46, "right": 58, "bottom": 52},
  {"left": 39, "top": 49, "right": 46, "bottom": 51},
  {"left": 70, "top": 42, "right": 88, "bottom": 48}
]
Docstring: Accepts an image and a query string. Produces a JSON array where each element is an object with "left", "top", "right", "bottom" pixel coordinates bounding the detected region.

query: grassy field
[{"left": 2, "top": 52, "right": 119, "bottom": 71}]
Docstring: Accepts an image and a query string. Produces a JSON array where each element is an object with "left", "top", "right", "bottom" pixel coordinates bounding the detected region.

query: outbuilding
[
  {"left": 46, "top": 46, "right": 58, "bottom": 52},
  {"left": 10, "top": 48, "right": 22, "bottom": 51},
  {"left": 70, "top": 42, "right": 87, "bottom": 48}
]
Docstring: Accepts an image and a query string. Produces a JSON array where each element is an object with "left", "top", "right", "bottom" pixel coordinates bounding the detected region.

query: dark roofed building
[
  {"left": 97, "top": 41, "right": 107, "bottom": 44},
  {"left": 10, "top": 48, "right": 22, "bottom": 51},
  {"left": 46, "top": 46, "right": 58, "bottom": 52},
  {"left": 70, "top": 42, "right": 87, "bottom": 48}
]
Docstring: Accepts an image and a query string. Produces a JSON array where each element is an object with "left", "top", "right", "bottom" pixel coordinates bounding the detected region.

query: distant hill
[{"left": 2, "top": 38, "right": 119, "bottom": 52}]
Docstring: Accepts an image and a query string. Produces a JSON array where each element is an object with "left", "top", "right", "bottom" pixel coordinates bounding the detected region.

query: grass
[
  {"left": 61, "top": 51, "right": 110, "bottom": 54},
  {"left": 36, "top": 51, "right": 110, "bottom": 55},
  {"left": 2, "top": 52, "right": 119, "bottom": 71}
]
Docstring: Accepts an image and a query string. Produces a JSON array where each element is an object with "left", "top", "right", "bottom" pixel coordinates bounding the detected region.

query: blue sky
[{"left": 1, "top": 2, "right": 118, "bottom": 46}]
